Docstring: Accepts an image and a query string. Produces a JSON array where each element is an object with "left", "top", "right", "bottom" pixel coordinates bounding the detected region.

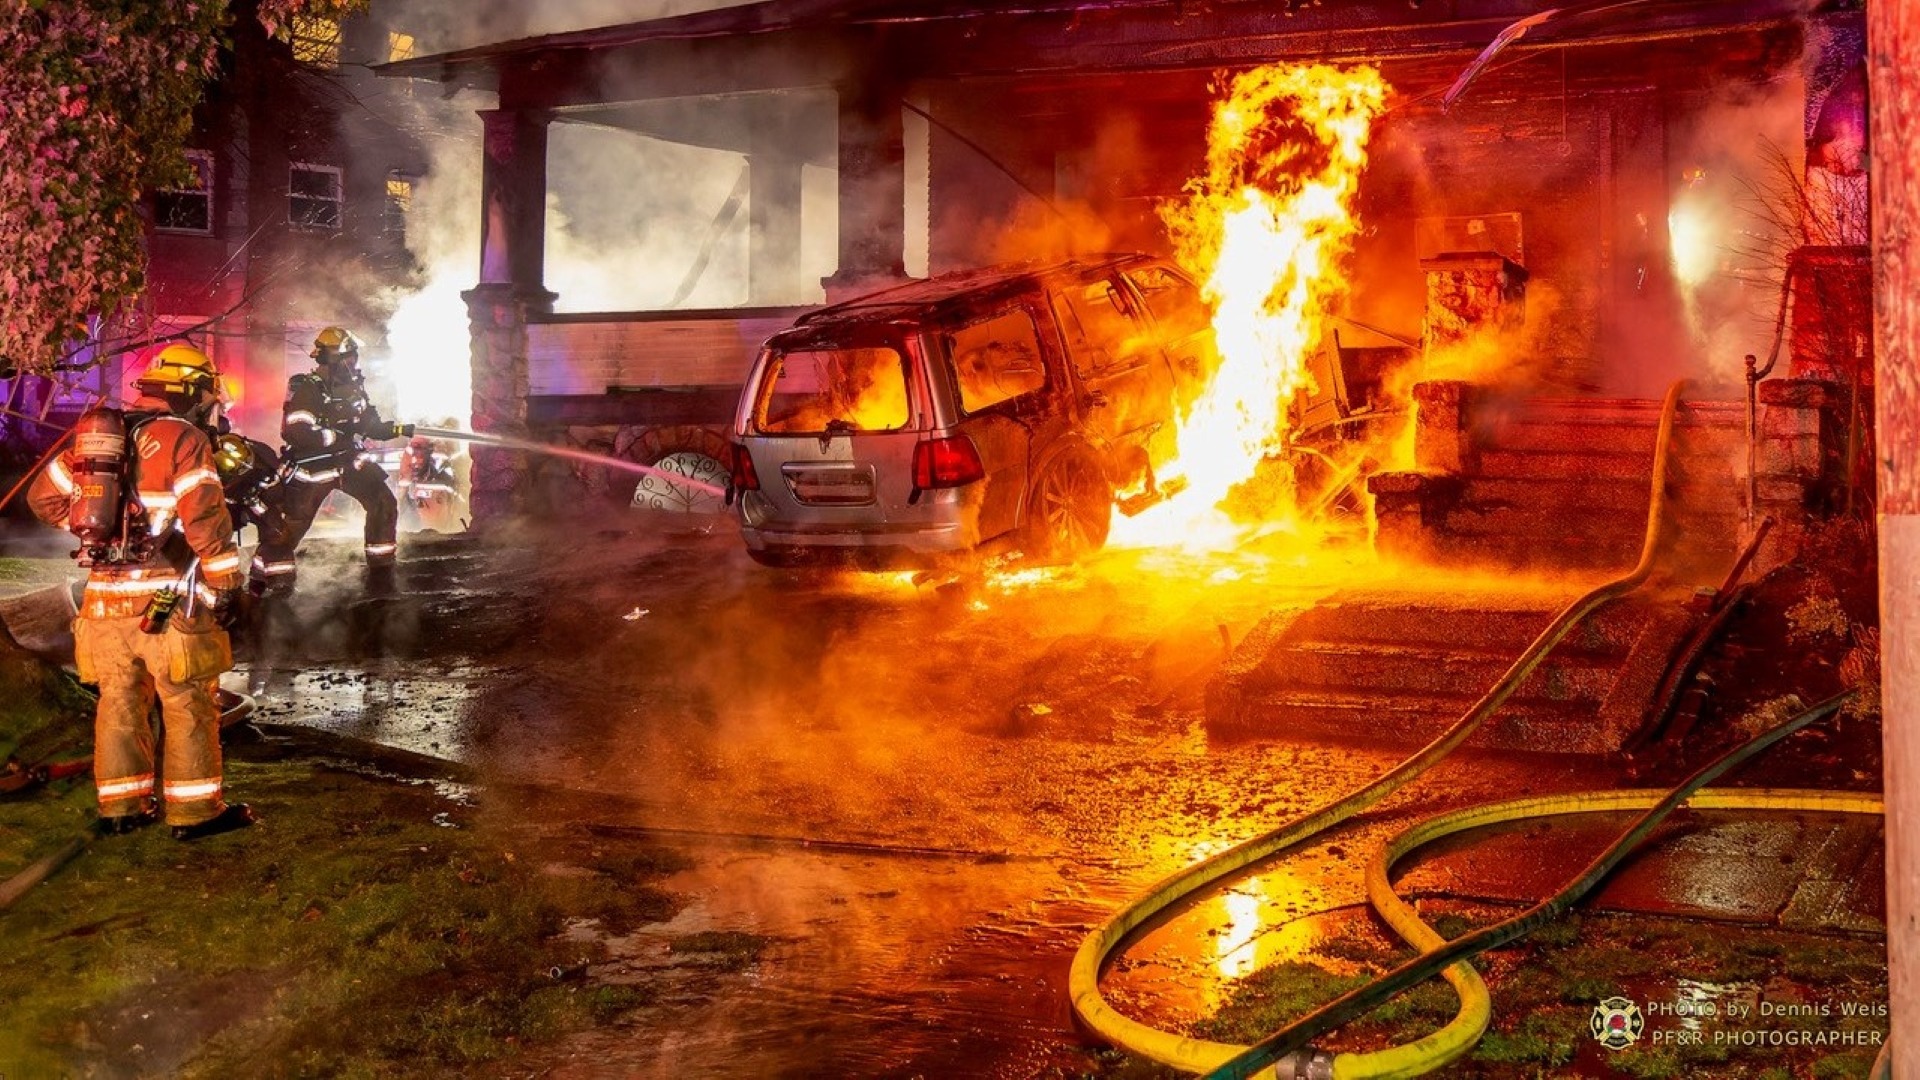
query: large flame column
[
  {"left": 464, "top": 107, "right": 557, "bottom": 523},
  {"left": 1871, "top": 5, "right": 1918, "bottom": 1073}
]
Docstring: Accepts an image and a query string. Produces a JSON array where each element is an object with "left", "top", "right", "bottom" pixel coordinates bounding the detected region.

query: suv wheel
[{"left": 1026, "top": 453, "right": 1112, "bottom": 562}]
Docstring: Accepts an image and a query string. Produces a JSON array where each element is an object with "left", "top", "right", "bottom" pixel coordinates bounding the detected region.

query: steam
[
  {"left": 1664, "top": 74, "right": 1809, "bottom": 388},
  {"left": 372, "top": 27, "right": 840, "bottom": 425}
]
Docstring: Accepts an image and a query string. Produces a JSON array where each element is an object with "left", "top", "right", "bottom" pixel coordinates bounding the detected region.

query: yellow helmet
[
  {"left": 311, "top": 326, "right": 361, "bottom": 363},
  {"left": 136, "top": 343, "right": 220, "bottom": 395},
  {"left": 212, "top": 432, "right": 256, "bottom": 481}
]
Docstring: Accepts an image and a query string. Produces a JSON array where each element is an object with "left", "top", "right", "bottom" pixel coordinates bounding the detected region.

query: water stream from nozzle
[{"left": 411, "top": 426, "right": 728, "bottom": 498}]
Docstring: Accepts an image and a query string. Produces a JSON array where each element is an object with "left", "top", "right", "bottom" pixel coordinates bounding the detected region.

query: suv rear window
[{"left": 754, "top": 347, "right": 912, "bottom": 434}]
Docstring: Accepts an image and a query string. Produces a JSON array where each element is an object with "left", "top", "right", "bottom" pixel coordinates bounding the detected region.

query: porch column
[
  {"left": 748, "top": 118, "right": 806, "bottom": 305},
  {"left": 467, "top": 108, "right": 555, "bottom": 525},
  {"left": 1871, "top": 4, "right": 1917, "bottom": 1074},
  {"left": 821, "top": 75, "right": 907, "bottom": 302},
  {"left": 476, "top": 108, "right": 552, "bottom": 291}
]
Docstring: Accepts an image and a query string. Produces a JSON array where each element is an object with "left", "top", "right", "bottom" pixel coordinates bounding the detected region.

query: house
[{"left": 377, "top": 0, "right": 1861, "bottom": 521}]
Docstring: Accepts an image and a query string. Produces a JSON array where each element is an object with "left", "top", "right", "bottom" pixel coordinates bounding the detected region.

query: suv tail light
[
  {"left": 728, "top": 442, "right": 760, "bottom": 492},
  {"left": 911, "top": 435, "right": 985, "bottom": 490}
]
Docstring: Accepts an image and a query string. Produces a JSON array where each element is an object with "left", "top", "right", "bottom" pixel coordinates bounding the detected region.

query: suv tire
[{"left": 1025, "top": 452, "right": 1113, "bottom": 563}]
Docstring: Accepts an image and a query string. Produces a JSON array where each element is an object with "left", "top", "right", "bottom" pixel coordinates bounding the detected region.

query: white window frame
[
  {"left": 155, "top": 150, "right": 215, "bottom": 235},
  {"left": 289, "top": 163, "right": 344, "bottom": 232},
  {"left": 384, "top": 171, "right": 417, "bottom": 242}
]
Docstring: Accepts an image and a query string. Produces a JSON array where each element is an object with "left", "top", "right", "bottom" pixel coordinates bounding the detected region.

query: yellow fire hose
[
  {"left": 1068, "top": 382, "right": 1694, "bottom": 1077},
  {"left": 1211, "top": 693, "right": 1861, "bottom": 1078}
]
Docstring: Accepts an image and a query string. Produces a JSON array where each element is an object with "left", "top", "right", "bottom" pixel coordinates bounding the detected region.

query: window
[
  {"left": 1127, "top": 266, "right": 1210, "bottom": 341},
  {"left": 290, "top": 16, "right": 341, "bottom": 67},
  {"left": 1053, "top": 278, "right": 1153, "bottom": 378},
  {"left": 155, "top": 151, "right": 213, "bottom": 234},
  {"left": 387, "top": 30, "right": 416, "bottom": 63},
  {"left": 289, "top": 164, "right": 343, "bottom": 231},
  {"left": 947, "top": 309, "right": 1046, "bottom": 414},
  {"left": 384, "top": 172, "right": 415, "bottom": 241},
  {"left": 754, "top": 347, "right": 910, "bottom": 434}
]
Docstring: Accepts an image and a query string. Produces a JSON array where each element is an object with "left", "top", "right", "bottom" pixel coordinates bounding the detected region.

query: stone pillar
[
  {"left": 1365, "top": 380, "right": 1475, "bottom": 562},
  {"left": 1790, "top": 246, "right": 1875, "bottom": 384},
  {"left": 1410, "top": 380, "right": 1477, "bottom": 474},
  {"left": 463, "top": 284, "right": 553, "bottom": 524},
  {"left": 1420, "top": 254, "right": 1528, "bottom": 353},
  {"left": 1749, "top": 378, "right": 1848, "bottom": 574},
  {"left": 821, "top": 76, "right": 907, "bottom": 302},
  {"left": 1871, "top": 3, "right": 1919, "bottom": 1074},
  {"left": 477, "top": 109, "right": 552, "bottom": 291},
  {"left": 467, "top": 108, "right": 554, "bottom": 525}
]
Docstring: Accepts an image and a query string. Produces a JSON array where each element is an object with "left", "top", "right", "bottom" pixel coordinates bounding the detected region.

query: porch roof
[{"left": 376, "top": 0, "right": 1802, "bottom": 103}]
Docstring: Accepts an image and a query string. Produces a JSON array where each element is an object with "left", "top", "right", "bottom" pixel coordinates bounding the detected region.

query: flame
[
  {"left": 384, "top": 262, "right": 474, "bottom": 426},
  {"left": 1113, "top": 64, "right": 1387, "bottom": 550}
]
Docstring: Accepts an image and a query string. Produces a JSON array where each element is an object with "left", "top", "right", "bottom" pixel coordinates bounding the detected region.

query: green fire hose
[{"left": 1207, "top": 692, "right": 1867, "bottom": 1079}]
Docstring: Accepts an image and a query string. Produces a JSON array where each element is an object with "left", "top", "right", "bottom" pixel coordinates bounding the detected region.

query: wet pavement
[{"left": 9, "top": 512, "right": 1884, "bottom": 1076}]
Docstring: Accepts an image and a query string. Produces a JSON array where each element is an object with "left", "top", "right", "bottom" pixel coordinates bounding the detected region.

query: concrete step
[
  {"left": 1479, "top": 418, "right": 1746, "bottom": 456},
  {"left": 1461, "top": 475, "right": 1655, "bottom": 514},
  {"left": 1486, "top": 397, "right": 1747, "bottom": 426},
  {"left": 1209, "top": 589, "right": 1704, "bottom": 754},
  {"left": 1476, "top": 448, "right": 1742, "bottom": 484},
  {"left": 1272, "top": 593, "right": 1644, "bottom": 654},
  {"left": 1264, "top": 640, "right": 1621, "bottom": 702},
  {"left": 1206, "top": 686, "right": 1617, "bottom": 754},
  {"left": 1420, "top": 532, "right": 1644, "bottom": 574}
]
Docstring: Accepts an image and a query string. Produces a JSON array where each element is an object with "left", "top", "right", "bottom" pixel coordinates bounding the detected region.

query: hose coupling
[{"left": 1271, "top": 1049, "right": 1336, "bottom": 1080}]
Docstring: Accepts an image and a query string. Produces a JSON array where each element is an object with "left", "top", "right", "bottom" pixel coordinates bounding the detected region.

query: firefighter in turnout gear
[
  {"left": 26, "top": 344, "right": 257, "bottom": 840},
  {"left": 249, "top": 327, "right": 412, "bottom": 593}
]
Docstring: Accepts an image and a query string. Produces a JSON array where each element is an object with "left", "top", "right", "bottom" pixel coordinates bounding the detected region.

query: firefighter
[
  {"left": 27, "top": 344, "right": 255, "bottom": 840},
  {"left": 249, "top": 327, "right": 412, "bottom": 593}
]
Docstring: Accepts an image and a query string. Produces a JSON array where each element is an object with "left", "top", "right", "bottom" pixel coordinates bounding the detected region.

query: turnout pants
[
  {"left": 74, "top": 613, "right": 233, "bottom": 827},
  {"left": 252, "top": 458, "right": 398, "bottom": 590}
]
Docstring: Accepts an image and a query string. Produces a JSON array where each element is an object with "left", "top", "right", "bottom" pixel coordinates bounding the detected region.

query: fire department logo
[{"left": 1590, "top": 996, "right": 1645, "bottom": 1050}]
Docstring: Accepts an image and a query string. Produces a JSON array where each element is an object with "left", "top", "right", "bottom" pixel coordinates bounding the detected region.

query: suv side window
[
  {"left": 1127, "top": 265, "right": 1210, "bottom": 341},
  {"left": 947, "top": 308, "right": 1047, "bottom": 414},
  {"left": 1053, "top": 277, "right": 1153, "bottom": 378}
]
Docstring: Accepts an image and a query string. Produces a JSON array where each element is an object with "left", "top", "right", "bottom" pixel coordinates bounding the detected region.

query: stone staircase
[
  {"left": 1207, "top": 586, "right": 1700, "bottom": 754},
  {"left": 1370, "top": 389, "right": 1750, "bottom": 577},
  {"left": 1204, "top": 385, "right": 1752, "bottom": 755}
]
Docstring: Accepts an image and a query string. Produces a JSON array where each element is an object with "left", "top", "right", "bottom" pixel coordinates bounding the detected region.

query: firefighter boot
[
  {"left": 171, "top": 802, "right": 258, "bottom": 841},
  {"left": 94, "top": 808, "right": 159, "bottom": 837}
]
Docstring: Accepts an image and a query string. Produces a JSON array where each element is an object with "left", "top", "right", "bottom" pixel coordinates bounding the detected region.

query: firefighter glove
[
  {"left": 211, "top": 586, "right": 244, "bottom": 630},
  {"left": 395, "top": 423, "right": 416, "bottom": 439}
]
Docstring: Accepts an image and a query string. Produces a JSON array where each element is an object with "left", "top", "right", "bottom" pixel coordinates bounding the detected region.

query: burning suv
[{"left": 728, "top": 253, "right": 1214, "bottom": 568}]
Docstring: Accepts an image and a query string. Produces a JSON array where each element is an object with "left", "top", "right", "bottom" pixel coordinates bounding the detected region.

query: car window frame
[
  {"left": 940, "top": 302, "right": 1052, "bottom": 418},
  {"left": 1125, "top": 263, "right": 1212, "bottom": 344},
  {"left": 1050, "top": 273, "right": 1158, "bottom": 380},
  {"left": 749, "top": 340, "right": 918, "bottom": 436}
]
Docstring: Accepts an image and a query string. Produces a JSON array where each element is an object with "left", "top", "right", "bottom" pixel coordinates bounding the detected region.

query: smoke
[
  {"left": 367, "top": 10, "right": 840, "bottom": 427},
  {"left": 544, "top": 121, "right": 753, "bottom": 312},
  {"left": 1664, "top": 72, "right": 1808, "bottom": 389}
]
